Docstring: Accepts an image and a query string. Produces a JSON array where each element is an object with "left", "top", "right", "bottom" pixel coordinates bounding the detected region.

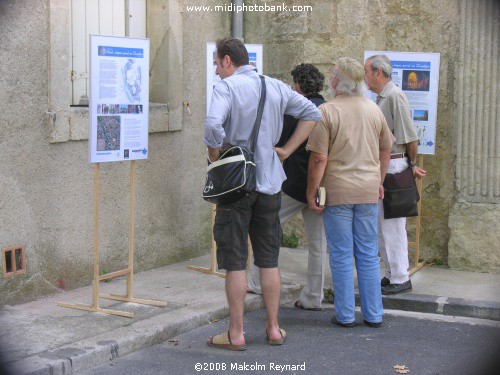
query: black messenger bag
[
  {"left": 382, "top": 164, "right": 420, "bottom": 219},
  {"left": 202, "top": 76, "right": 266, "bottom": 205}
]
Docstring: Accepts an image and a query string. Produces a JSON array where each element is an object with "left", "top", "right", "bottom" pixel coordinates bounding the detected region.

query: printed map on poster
[
  {"left": 89, "top": 35, "right": 150, "bottom": 163},
  {"left": 364, "top": 51, "right": 440, "bottom": 155}
]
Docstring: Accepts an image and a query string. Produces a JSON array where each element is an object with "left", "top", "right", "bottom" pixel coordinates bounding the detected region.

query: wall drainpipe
[{"left": 232, "top": 0, "right": 244, "bottom": 41}]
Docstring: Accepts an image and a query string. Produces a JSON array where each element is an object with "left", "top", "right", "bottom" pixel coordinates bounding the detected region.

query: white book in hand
[{"left": 316, "top": 187, "right": 326, "bottom": 207}]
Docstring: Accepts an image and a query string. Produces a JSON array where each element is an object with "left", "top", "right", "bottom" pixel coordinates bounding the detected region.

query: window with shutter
[
  {"left": 71, "top": 0, "right": 146, "bottom": 106},
  {"left": 48, "top": 0, "right": 182, "bottom": 142}
]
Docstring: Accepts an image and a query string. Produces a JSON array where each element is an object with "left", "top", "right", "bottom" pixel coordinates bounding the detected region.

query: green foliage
[
  {"left": 324, "top": 288, "right": 333, "bottom": 299},
  {"left": 100, "top": 268, "right": 111, "bottom": 282},
  {"left": 282, "top": 233, "right": 299, "bottom": 248},
  {"left": 434, "top": 258, "right": 445, "bottom": 266}
]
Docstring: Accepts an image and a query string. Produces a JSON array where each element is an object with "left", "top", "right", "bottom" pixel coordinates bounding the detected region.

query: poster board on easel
[
  {"left": 364, "top": 51, "right": 441, "bottom": 272},
  {"left": 58, "top": 35, "right": 165, "bottom": 318}
]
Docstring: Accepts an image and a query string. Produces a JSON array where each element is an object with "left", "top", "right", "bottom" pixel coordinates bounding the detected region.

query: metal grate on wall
[{"left": 455, "top": 0, "right": 499, "bottom": 203}]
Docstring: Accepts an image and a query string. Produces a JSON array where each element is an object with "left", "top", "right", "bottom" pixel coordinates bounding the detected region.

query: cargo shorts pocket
[
  {"left": 276, "top": 217, "right": 283, "bottom": 247},
  {"left": 214, "top": 209, "right": 232, "bottom": 249},
  {"left": 214, "top": 210, "right": 232, "bottom": 269}
]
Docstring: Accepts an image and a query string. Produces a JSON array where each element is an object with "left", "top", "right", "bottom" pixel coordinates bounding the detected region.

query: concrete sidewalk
[{"left": 1, "top": 248, "right": 499, "bottom": 375}]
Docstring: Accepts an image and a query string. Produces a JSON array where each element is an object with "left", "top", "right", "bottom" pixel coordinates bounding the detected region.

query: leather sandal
[
  {"left": 294, "top": 300, "right": 322, "bottom": 311},
  {"left": 207, "top": 331, "right": 247, "bottom": 351},
  {"left": 266, "top": 328, "right": 286, "bottom": 346}
]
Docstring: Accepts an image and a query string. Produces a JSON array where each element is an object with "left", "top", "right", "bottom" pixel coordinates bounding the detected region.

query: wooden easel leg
[
  {"left": 93, "top": 163, "right": 100, "bottom": 310},
  {"left": 409, "top": 155, "right": 432, "bottom": 275},
  {"left": 59, "top": 163, "right": 137, "bottom": 318},
  {"left": 126, "top": 161, "right": 135, "bottom": 299},
  {"left": 187, "top": 204, "right": 226, "bottom": 278},
  {"left": 100, "top": 160, "right": 167, "bottom": 307},
  {"left": 413, "top": 155, "right": 423, "bottom": 267}
]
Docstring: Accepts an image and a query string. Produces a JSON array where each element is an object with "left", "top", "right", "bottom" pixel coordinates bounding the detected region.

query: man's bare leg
[
  {"left": 225, "top": 270, "right": 246, "bottom": 345},
  {"left": 260, "top": 267, "right": 282, "bottom": 341}
]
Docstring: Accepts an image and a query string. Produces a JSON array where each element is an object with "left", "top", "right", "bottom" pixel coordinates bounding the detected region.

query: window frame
[
  {"left": 2, "top": 246, "right": 26, "bottom": 278},
  {"left": 47, "top": 0, "right": 184, "bottom": 144}
]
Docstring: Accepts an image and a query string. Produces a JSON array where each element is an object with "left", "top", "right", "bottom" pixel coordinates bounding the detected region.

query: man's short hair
[
  {"left": 291, "top": 63, "right": 325, "bottom": 95},
  {"left": 366, "top": 54, "right": 392, "bottom": 78},
  {"left": 216, "top": 38, "right": 249, "bottom": 67},
  {"left": 332, "top": 57, "right": 366, "bottom": 96}
]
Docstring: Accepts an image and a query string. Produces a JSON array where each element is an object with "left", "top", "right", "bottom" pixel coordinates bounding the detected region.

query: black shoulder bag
[
  {"left": 382, "top": 159, "right": 420, "bottom": 219},
  {"left": 202, "top": 76, "right": 267, "bottom": 205}
]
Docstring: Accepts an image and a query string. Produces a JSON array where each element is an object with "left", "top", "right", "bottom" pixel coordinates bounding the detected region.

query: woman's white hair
[{"left": 330, "top": 57, "right": 366, "bottom": 96}]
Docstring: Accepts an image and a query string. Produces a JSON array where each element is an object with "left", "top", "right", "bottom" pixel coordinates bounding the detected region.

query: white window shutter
[
  {"left": 71, "top": 0, "right": 145, "bottom": 105},
  {"left": 112, "top": 0, "right": 126, "bottom": 36},
  {"left": 126, "top": 0, "right": 146, "bottom": 38},
  {"left": 98, "top": 0, "right": 114, "bottom": 36},
  {"left": 71, "top": 0, "right": 89, "bottom": 105}
]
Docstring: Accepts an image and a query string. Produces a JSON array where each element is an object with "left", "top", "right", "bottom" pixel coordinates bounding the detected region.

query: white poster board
[
  {"left": 364, "top": 51, "right": 440, "bottom": 155},
  {"left": 206, "top": 42, "right": 263, "bottom": 114},
  {"left": 89, "top": 35, "right": 150, "bottom": 163}
]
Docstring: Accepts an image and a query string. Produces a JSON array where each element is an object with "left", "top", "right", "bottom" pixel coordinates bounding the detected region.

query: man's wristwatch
[{"left": 410, "top": 160, "right": 417, "bottom": 168}]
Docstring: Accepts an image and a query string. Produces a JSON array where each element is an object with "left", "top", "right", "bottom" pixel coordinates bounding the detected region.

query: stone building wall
[
  {"left": 243, "top": 0, "right": 460, "bottom": 262},
  {"left": 448, "top": 0, "right": 499, "bottom": 272},
  {"left": 245, "top": 0, "right": 499, "bottom": 271},
  {"left": 0, "top": 0, "right": 231, "bottom": 306}
]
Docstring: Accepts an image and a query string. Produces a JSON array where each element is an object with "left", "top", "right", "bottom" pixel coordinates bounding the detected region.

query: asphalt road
[{"left": 78, "top": 307, "right": 500, "bottom": 375}]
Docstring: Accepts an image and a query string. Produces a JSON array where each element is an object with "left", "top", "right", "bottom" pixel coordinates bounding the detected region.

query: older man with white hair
[
  {"left": 306, "top": 57, "right": 395, "bottom": 328},
  {"left": 364, "top": 54, "right": 426, "bottom": 295}
]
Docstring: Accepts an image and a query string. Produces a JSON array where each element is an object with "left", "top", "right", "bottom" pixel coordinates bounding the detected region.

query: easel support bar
[
  {"left": 98, "top": 268, "right": 131, "bottom": 281},
  {"left": 187, "top": 265, "right": 226, "bottom": 278},
  {"left": 99, "top": 294, "right": 167, "bottom": 306},
  {"left": 57, "top": 302, "right": 134, "bottom": 318}
]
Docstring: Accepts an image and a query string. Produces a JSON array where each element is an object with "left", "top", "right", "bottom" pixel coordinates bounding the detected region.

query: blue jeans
[{"left": 323, "top": 204, "right": 383, "bottom": 324}]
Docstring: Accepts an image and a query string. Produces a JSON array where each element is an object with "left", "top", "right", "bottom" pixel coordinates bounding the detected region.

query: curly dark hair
[{"left": 291, "top": 63, "right": 325, "bottom": 95}]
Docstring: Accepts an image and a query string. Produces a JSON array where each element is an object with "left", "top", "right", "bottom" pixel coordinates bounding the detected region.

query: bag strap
[{"left": 249, "top": 76, "right": 267, "bottom": 153}]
